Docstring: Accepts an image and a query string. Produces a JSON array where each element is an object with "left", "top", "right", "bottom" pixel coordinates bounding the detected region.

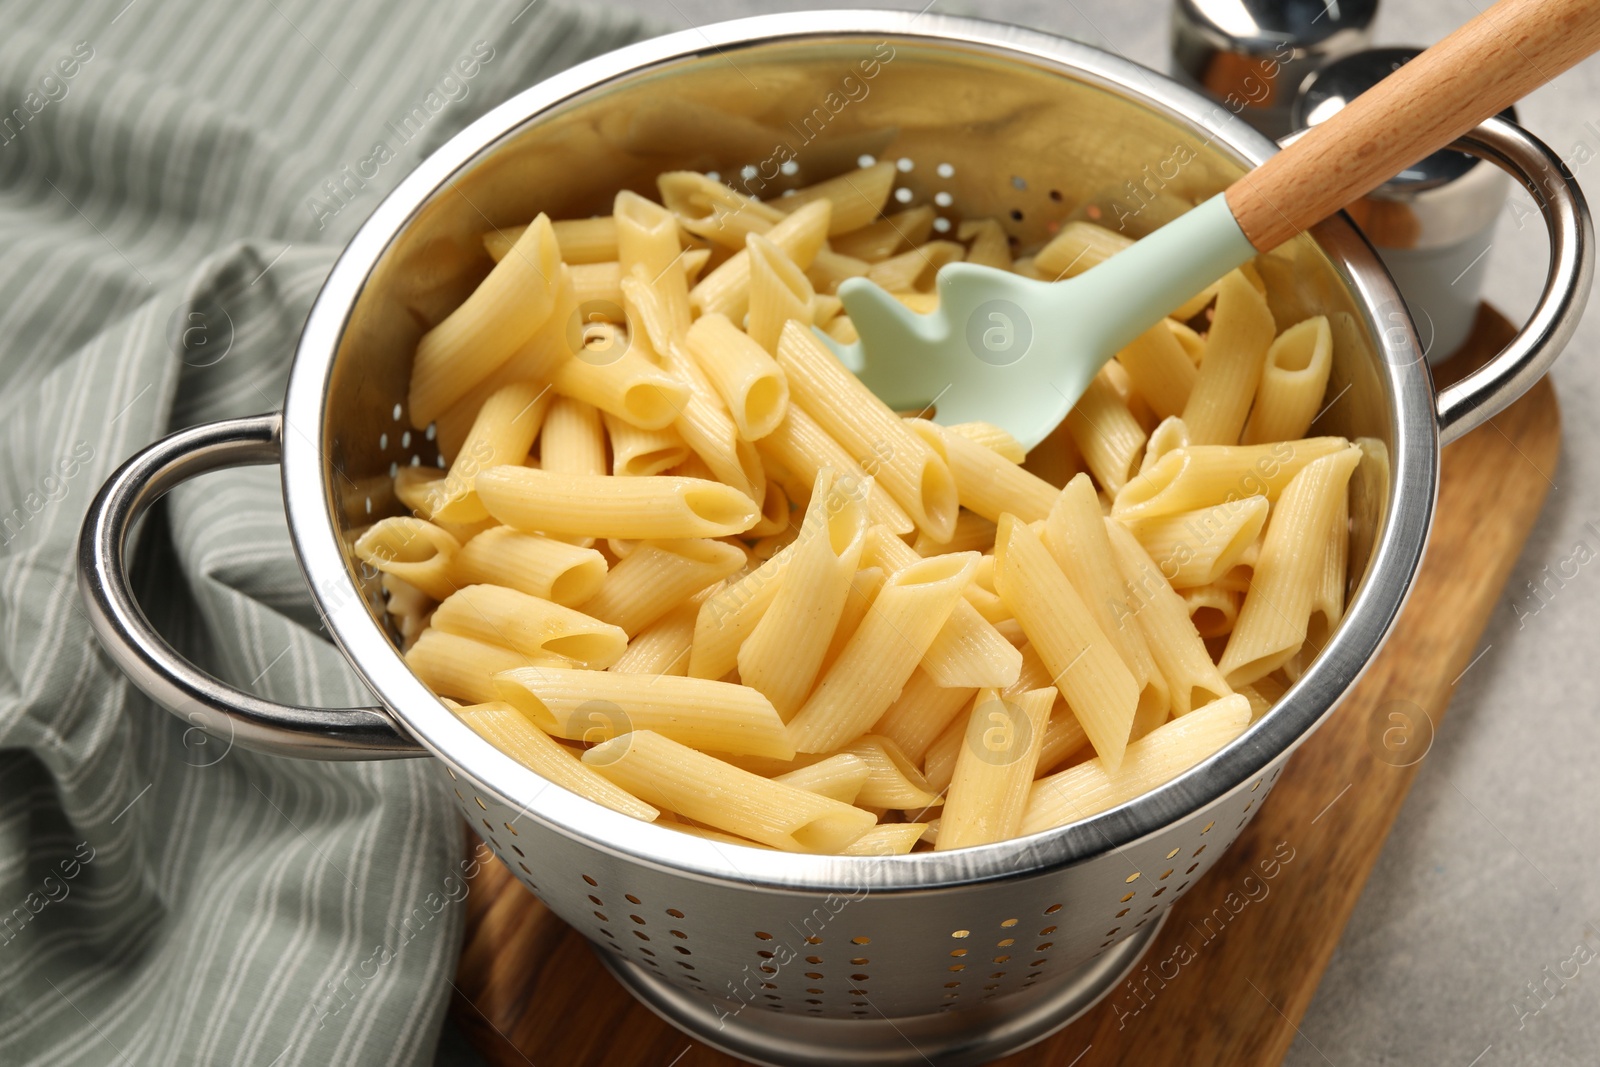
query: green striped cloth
[{"left": 0, "top": 2, "right": 657, "bottom": 1063}]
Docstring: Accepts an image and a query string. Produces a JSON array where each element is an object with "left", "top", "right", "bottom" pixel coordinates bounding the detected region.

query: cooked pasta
[{"left": 382, "top": 166, "right": 1357, "bottom": 854}]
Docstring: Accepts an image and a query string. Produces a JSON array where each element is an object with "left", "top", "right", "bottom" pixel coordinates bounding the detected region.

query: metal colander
[{"left": 79, "top": 11, "right": 1590, "bottom": 1066}]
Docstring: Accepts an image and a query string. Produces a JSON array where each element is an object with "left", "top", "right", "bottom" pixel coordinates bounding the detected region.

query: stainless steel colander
[{"left": 78, "top": 12, "right": 1591, "bottom": 1066}]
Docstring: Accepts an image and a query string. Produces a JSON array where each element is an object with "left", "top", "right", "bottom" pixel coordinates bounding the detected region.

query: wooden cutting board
[{"left": 450, "top": 305, "right": 1560, "bottom": 1067}]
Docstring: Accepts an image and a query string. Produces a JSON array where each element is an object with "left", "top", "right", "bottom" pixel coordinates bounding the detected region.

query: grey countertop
[{"left": 596, "top": 1, "right": 1600, "bottom": 1065}]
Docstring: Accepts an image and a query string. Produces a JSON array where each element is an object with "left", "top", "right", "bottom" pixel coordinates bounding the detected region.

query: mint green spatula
[{"left": 825, "top": 0, "right": 1600, "bottom": 448}]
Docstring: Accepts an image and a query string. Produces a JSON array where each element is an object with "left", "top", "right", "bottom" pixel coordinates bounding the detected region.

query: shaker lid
[
  {"left": 1172, "top": 0, "right": 1379, "bottom": 137},
  {"left": 1293, "top": 46, "right": 1517, "bottom": 190}
]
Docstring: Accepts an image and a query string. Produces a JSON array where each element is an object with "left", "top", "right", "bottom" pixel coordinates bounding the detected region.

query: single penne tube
[
  {"left": 756, "top": 402, "right": 914, "bottom": 534},
  {"left": 381, "top": 573, "right": 432, "bottom": 649},
  {"left": 623, "top": 271, "right": 765, "bottom": 501},
  {"left": 962, "top": 555, "right": 1009, "bottom": 623},
  {"left": 477, "top": 467, "right": 759, "bottom": 540},
  {"left": 1117, "top": 319, "right": 1197, "bottom": 421},
  {"left": 1183, "top": 584, "right": 1242, "bottom": 639},
  {"left": 684, "top": 312, "right": 790, "bottom": 440},
  {"left": 865, "top": 240, "right": 965, "bottom": 292},
  {"left": 945, "top": 420, "right": 1026, "bottom": 463},
  {"left": 1102, "top": 517, "right": 1233, "bottom": 716},
  {"left": 1181, "top": 270, "right": 1277, "bottom": 445},
  {"left": 1065, "top": 372, "right": 1150, "bottom": 494},
  {"left": 1037, "top": 702, "right": 1091, "bottom": 775},
  {"left": 818, "top": 565, "right": 886, "bottom": 674},
  {"left": 938, "top": 687, "right": 1055, "bottom": 850},
  {"left": 1043, "top": 475, "right": 1170, "bottom": 730},
  {"left": 739, "top": 470, "right": 868, "bottom": 720},
  {"left": 806, "top": 247, "right": 871, "bottom": 293},
  {"left": 603, "top": 412, "right": 689, "bottom": 477},
  {"left": 749, "top": 479, "right": 791, "bottom": 538},
  {"left": 1125, "top": 495, "right": 1270, "bottom": 588},
  {"left": 872, "top": 668, "right": 977, "bottom": 765},
  {"left": 823, "top": 315, "right": 858, "bottom": 343},
  {"left": 431, "top": 584, "right": 628, "bottom": 670},
  {"left": 609, "top": 597, "right": 701, "bottom": 676},
  {"left": 682, "top": 246, "right": 712, "bottom": 282},
  {"left": 451, "top": 700, "right": 659, "bottom": 820},
  {"left": 406, "top": 629, "right": 560, "bottom": 705},
  {"left": 831, "top": 206, "right": 934, "bottom": 261},
  {"left": 1112, "top": 436, "right": 1349, "bottom": 522},
  {"left": 957, "top": 218, "right": 1013, "bottom": 270},
  {"left": 746, "top": 232, "right": 815, "bottom": 354},
  {"left": 410, "top": 214, "right": 562, "bottom": 427},
  {"left": 484, "top": 216, "right": 619, "bottom": 265},
  {"left": 691, "top": 200, "right": 830, "bottom": 320},
  {"left": 451, "top": 526, "right": 607, "bottom": 606},
  {"left": 1219, "top": 446, "right": 1362, "bottom": 685},
  {"left": 777, "top": 321, "right": 958, "bottom": 541},
  {"left": 1021, "top": 418, "right": 1085, "bottom": 490},
  {"left": 1139, "top": 415, "right": 1191, "bottom": 476},
  {"left": 839, "top": 735, "right": 944, "bottom": 810},
  {"left": 580, "top": 537, "right": 746, "bottom": 637},
  {"left": 584, "top": 731, "right": 874, "bottom": 853},
  {"left": 550, "top": 344, "right": 689, "bottom": 431},
  {"left": 1242, "top": 315, "right": 1335, "bottom": 445},
  {"left": 660, "top": 818, "right": 774, "bottom": 849},
  {"left": 994, "top": 516, "right": 1140, "bottom": 772},
  {"left": 354, "top": 517, "right": 461, "bottom": 601},
  {"left": 570, "top": 261, "right": 624, "bottom": 310},
  {"left": 1305, "top": 488, "right": 1349, "bottom": 655},
  {"left": 659, "top": 170, "right": 785, "bottom": 248},
  {"left": 1033, "top": 219, "right": 1131, "bottom": 279},
  {"left": 907, "top": 418, "right": 1057, "bottom": 525},
  {"left": 772, "top": 753, "right": 871, "bottom": 804},
  {"left": 497, "top": 668, "right": 794, "bottom": 759},
  {"left": 539, "top": 395, "right": 608, "bottom": 477},
  {"left": 689, "top": 546, "right": 791, "bottom": 679},
  {"left": 914, "top": 510, "right": 997, "bottom": 556},
  {"left": 615, "top": 190, "right": 688, "bottom": 286},
  {"left": 840, "top": 823, "right": 928, "bottom": 856},
  {"left": 864, "top": 525, "right": 1022, "bottom": 689},
  {"left": 768, "top": 161, "right": 896, "bottom": 234},
  {"left": 787, "top": 552, "right": 979, "bottom": 753},
  {"left": 427, "top": 381, "right": 551, "bottom": 523},
  {"left": 921, "top": 715, "right": 963, "bottom": 793},
  {"left": 1020, "top": 695, "right": 1252, "bottom": 834},
  {"left": 428, "top": 269, "right": 577, "bottom": 461}
]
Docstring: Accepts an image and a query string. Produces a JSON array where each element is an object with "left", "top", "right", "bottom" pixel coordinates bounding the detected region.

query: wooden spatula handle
[{"left": 1225, "top": 0, "right": 1600, "bottom": 252}]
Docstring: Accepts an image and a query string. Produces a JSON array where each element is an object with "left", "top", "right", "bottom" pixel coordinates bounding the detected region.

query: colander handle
[
  {"left": 77, "top": 413, "right": 427, "bottom": 760},
  {"left": 1434, "top": 116, "right": 1593, "bottom": 445}
]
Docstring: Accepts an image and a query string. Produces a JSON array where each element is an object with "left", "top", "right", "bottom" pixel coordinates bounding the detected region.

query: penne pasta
[
  {"left": 946, "top": 420, "right": 1026, "bottom": 464},
  {"left": 838, "top": 735, "right": 943, "bottom": 809},
  {"left": 1219, "top": 446, "right": 1362, "bottom": 685},
  {"left": 1305, "top": 488, "right": 1349, "bottom": 655},
  {"left": 570, "top": 261, "right": 624, "bottom": 311},
  {"left": 1181, "top": 270, "right": 1277, "bottom": 445},
  {"left": 872, "top": 668, "right": 977, "bottom": 765},
  {"left": 431, "top": 584, "right": 627, "bottom": 670},
  {"left": 355, "top": 517, "right": 461, "bottom": 601},
  {"left": 615, "top": 190, "right": 691, "bottom": 332},
  {"left": 497, "top": 667, "right": 794, "bottom": 759},
  {"left": 691, "top": 200, "right": 831, "bottom": 320},
  {"left": 1242, "top": 315, "right": 1334, "bottom": 445},
  {"left": 451, "top": 525, "right": 607, "bottom": 606},
  {"left": 831, "top": 206, "right": 934, "bottom": 261},
  {"left": 756, "top": 402, "right": 914, "bottom": 535},
  {"left": 551, "top": 343, "right": 689, "bottom": 431},
  {"left": 1020, "top": 695, "right": 1252, "bottom": 834},
  {"left": 957, "top": 218, "right": 1013, "bottom": 271},
  {"left": 914, "top": 510, "right": 997, "bottom": 556},
  {"left": 485, "top": 216, "right": 619, "bottom": 265},
  {"left": 580, "top": 538, "right": 746, "bottom": 636},
  {"left": 604, "top": 412, "right": 689, "bottom": 477},
  {"left": 539, "top": 396, "right": 608, "bottom": 477},
  {"left": 865, "top": 240, "right": 964, "bottom": 293},
  {"left": 684, "top": 311, "right": 790, "bottom": 440},
  {"left": 993, "top": 516, "right": 1139, "bottom": 772},
  {"left": 1183, "top": 584, "right": 1242, "bottom": 638},
  {"left": 609, "top": 596, "right": 701, "bottom": 676},
  {"left": 772, "top": 753, "right": 871, "bottom": 804},
  {"left": 787, "top": 552, "right": 979, "bottom": 753},
  {"left": 1066, "top": 372, "right": 1149, "bottom": 494},
  {"left": 410, "top": 214, "right": 562, "bottom": 428},
  {"left": 1126, "top": 495, "right": 1271, "bottom": 588},
  {"left": 406, "top": 629, "right": 558, "bottom": 705},
  {"left": 1113, "top": 437, "right": 1349, "bottom": 522},
  {"left": 1140, "top": 415, "right": 1191, "bottom": 476},
  {"left": 452, "top": 700, "right": 659, "bottom": 820},
  {"left": 908, "top": 419, "right": 1058, "bottom": 525},
  {"left": 840, "top": 823, "right": 929, "bottom": 856},
  {"left": 1102, "top": 517, "right": 1233, "bottom": 716},
  {"left": 819, "top": 565, "right": 887, "bottom": 674},
  {"left": 739, "top": 470, "right": 868, "bottom": 720},
  {"left": 768, "top": 161, "right": 896, "bottom": 234},
  {"left": 938, "top": 687, "right": 1055, "bottom": 849},
  {"left": 584, "top": 731, "right": 874, "bottom": 852},
  {"left": 745, "top": 233, "right": 815, "bottom": 354},
  {"left": 1117, "top": 320, "right": 1197, "bottom": 422},
  {"left": 477, "top": 467, "right": 759, "bottom": 540},
  {"left": 777, "top": 321, "right": 958, "bottom": 541}
]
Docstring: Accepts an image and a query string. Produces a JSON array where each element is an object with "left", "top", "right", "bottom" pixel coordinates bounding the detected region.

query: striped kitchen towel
[{"left": 0, "top": 2, "right": 658, "bottom": 1064}]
